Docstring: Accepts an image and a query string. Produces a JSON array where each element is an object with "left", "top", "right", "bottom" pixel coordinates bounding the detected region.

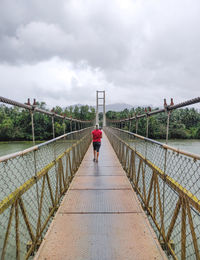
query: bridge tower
[{"left": 96, "top": 90, "right": 106, "bottom": 127}]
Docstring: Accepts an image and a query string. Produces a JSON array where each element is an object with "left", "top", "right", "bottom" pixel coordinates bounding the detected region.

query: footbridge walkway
[
  {"left": 1, "top": 126, "right": 200, "bottom": 260},
  {"left": 35, "top": 131, "right": 167, "bottom": 260}
]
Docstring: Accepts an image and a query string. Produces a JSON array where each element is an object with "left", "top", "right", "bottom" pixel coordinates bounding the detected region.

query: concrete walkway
[{"left": 35, "top": 133, "right": 167, "bottom": 260}]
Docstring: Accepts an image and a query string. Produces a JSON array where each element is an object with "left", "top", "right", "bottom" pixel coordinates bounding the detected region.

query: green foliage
[
  {"left": 195, "top": 126, "right": 200, "bottom": 138},
  {"left": 106, "top": 107, "right": 200, "bottom": 139},
  {"left": 0, "top": 103, "right": 95, "bottom": 141}
]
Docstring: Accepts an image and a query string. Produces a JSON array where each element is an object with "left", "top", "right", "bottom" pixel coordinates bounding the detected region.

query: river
[
  {"left": 159, "top": 139, "right": 200, "bottom": 155},
  {"left": 0, "top": 139, "right": 200, "bottom": 158},
  {"left": 0, "top": 139, "right": 199, "bottom": 258},
  {"left": 0, "top": 141, "right": 40, "bottom": 157},
  {"left": 0, "top": 139, "right": 75, "bottom": 259}
]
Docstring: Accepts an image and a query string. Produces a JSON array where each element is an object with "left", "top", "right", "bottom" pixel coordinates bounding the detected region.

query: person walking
[{"left": 91, "top": 124, "right": 102, "bottom": 162}]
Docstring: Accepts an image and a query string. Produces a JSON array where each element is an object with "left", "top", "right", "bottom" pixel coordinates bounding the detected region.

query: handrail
[
  {"left": 0, "top": 134, "right": 89, "bottom": 214},
  {"left": 108, "top": 97, "right": 200, "bottom": 123},
  {"left": 110, "top": 127, "right": 200, "bottom": 160},
  {"left": 105, "top": 126, "right": 200, "bottom": 259},
  {"left": 0, "top": 96, "right": 93, "bottom": 123},
  {"left": 0, "top": 128, "right": 92, "bottom": 259},
  {"left": 0, "top": 127, "right": 92, "bottom": 162}
]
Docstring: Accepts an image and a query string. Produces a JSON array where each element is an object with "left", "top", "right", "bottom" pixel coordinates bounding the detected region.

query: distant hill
[
  {"left": 66, "top": 103, "right": 133, "bottom": 112},
  {"left": 106, "top": 103, "right": 133, "bottom": 112}
]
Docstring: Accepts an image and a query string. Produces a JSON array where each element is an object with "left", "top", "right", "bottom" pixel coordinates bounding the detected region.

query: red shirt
[{"left": 92, "top": 129, "right": 102, "bottom": 142}]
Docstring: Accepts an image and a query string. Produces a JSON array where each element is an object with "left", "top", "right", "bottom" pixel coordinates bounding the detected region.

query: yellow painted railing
[
  {"left": 105, "top": 127, "right": 200, "bottom": 260},
  {"left": 0, "top": 128, "right": 92, "bottom": 259}
]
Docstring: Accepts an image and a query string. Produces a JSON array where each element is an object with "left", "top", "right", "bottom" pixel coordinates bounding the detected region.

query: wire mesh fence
[
  {"left": 105, "top": 127, "right": 200, "bottom": 260},
  {"left": 0, "top": 127, "right": 92, "bottom": 259}
]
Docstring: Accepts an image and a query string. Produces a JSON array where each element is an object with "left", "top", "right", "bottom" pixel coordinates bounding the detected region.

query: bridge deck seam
[
  {"left": 69, "top": 188, "right": 132, "bottom": 190},
  {"left": 58, "top": 212, "right": 144, "bottom": 214},
  {"left": 74, "top": 175, "right": 126, "bottom": 177}
]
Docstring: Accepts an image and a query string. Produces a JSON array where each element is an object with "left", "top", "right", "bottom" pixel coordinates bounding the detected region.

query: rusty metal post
[
  {"left": 146, "top": 116, "right": 149, "bottom": 138},
  {"left": 165, "top": 98, "right": 173, "bottom": 144},
  {"left": 96, "top": 91, "right": 99, "bottom": 125},
  {"left": 63, "top": 119, "right": 66, "bottom": 135},
  {"left": 52, "top": 116, "right": 55, "bottom": 139},
  {"left": 103, "top": 91, "right": 106, "bottom": 127},
  {"left": 30, "top": 99, "right": 36, "bottom": 145},
  {"left": 136, "top": 118, "right": 138, "bottom": 134},
  {"left": 70, "top": 120, "right": 72, "bottom": 132},
  {"left": 129, "top": 118, "right": 131, "bottom": 132},
  {"left": 30, "top": 110, "right": 35, "bottom": 146},
  {"left": 166, "top": 112, "right": 170, "bottom": 144}
]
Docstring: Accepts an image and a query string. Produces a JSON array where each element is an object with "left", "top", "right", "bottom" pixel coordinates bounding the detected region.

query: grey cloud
[
  {"left": 31, "top": 81, "right": 96, "bottom": 107},
  {"left": 0, "top": 0, "right": 200, "bottom": 107},
  {"left": 0, "top": 0, "right": 132, "bottom": 68}
]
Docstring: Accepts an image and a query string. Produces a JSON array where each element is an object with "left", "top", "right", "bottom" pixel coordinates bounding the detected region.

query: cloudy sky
[{"left": 0, "top": 0, "right": 200, "bottom": 108}]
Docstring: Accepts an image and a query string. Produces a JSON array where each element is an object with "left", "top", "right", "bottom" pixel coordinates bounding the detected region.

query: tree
[
  {"left": 0, "top": 103, "right": 96, "bottom": 141},
  {"left": 106, "top": 107, "right": 200, "bottom": 140}
]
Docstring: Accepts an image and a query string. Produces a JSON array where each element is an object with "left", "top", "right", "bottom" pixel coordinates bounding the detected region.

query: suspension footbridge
[
  {"left": 0, "top": 93, "right": 200, "bottom": 259},
  {"left": 35, "top": 132, "right": 167, "bottom": 260}
]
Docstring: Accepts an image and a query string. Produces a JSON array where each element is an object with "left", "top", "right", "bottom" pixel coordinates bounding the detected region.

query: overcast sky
[{"left": 0, "top": 0, "right": 200, "bottom": 108}]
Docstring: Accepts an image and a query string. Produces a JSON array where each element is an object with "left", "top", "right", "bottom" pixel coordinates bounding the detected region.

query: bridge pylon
[{"left": 96, "top": 90, "right": 106, "bottom": 127}]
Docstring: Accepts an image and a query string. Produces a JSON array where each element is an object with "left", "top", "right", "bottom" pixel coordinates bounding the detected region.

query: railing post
[
  {"left": 136, "top": 118, "right": 138, "bottom": 134},
  {"left": 129, "top": 118, "right": 131, "bottom": 132},
  {"left": 30, "top": 98, "right": 37, "bottom": 146},
  {"left": 30, "top": 110, "right": 35, "bottom": 146},
  {"left": 166, "top": 111, "right": 171, "bottom": 144},
  {"left": 164, "top": 98, "right": 172, "bottom": 144},
  {"left": 70, "top": 119, "right": 72, "bottom": 132},
  {"left": 63, "top": 114, "right": 66, "bottom": 136},
  {"left": 63, "top": 119, "right": 66, "bottom": 135},
  {"left": 146, "top": 114, "right": 149, "bottom": 138},
  {"left": 160, "top": 99, "right": 172, "bottom": 244},
  {"left": 52, "top": 115, "right": 55, "bottom": 139}
]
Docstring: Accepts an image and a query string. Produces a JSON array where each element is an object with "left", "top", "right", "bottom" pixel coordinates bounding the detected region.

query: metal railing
[
  {"left": 0, "top": 128, "right": 92, "bottom": 259},
  {"left": 105, "top": 127, "right": 200, "bottom": 260},
  {"left": 106, "top": 97, "right": 200, "bottom": 142},
  {"left": 0, "top": 96, "right": 94, "bottom": 144},
  {"left": 0, "top": 96, "right": 92, "bottom": 124},
  {"left": 107, "top": 97, "right": 200, "bottom": 125}
]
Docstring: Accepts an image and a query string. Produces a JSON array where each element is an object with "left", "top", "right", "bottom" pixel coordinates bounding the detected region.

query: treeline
[
  {"left": 106, "top": 107, "right": 200, "bottom": 139},
  {"left": 1, "top": 102, "right": 200, "bottom": 141},
  {"left": 0, "top": 102, "right": 95, "bottom": 141}
]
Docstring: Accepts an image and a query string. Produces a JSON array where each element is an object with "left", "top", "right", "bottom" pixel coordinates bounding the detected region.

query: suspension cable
[
  {"left": 0, "top": 96, "right": 92, "bottom": 124},
  {"left": 109, "top": 97, "right": 200, "bottom": 125}
]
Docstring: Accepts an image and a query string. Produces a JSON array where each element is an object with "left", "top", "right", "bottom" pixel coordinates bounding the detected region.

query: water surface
[
  {"left": 158, "top": 139, "right": 200, "bottom": 155},
  {"left": 0, "top": 142, "right": 39, "bottom": 157}
]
